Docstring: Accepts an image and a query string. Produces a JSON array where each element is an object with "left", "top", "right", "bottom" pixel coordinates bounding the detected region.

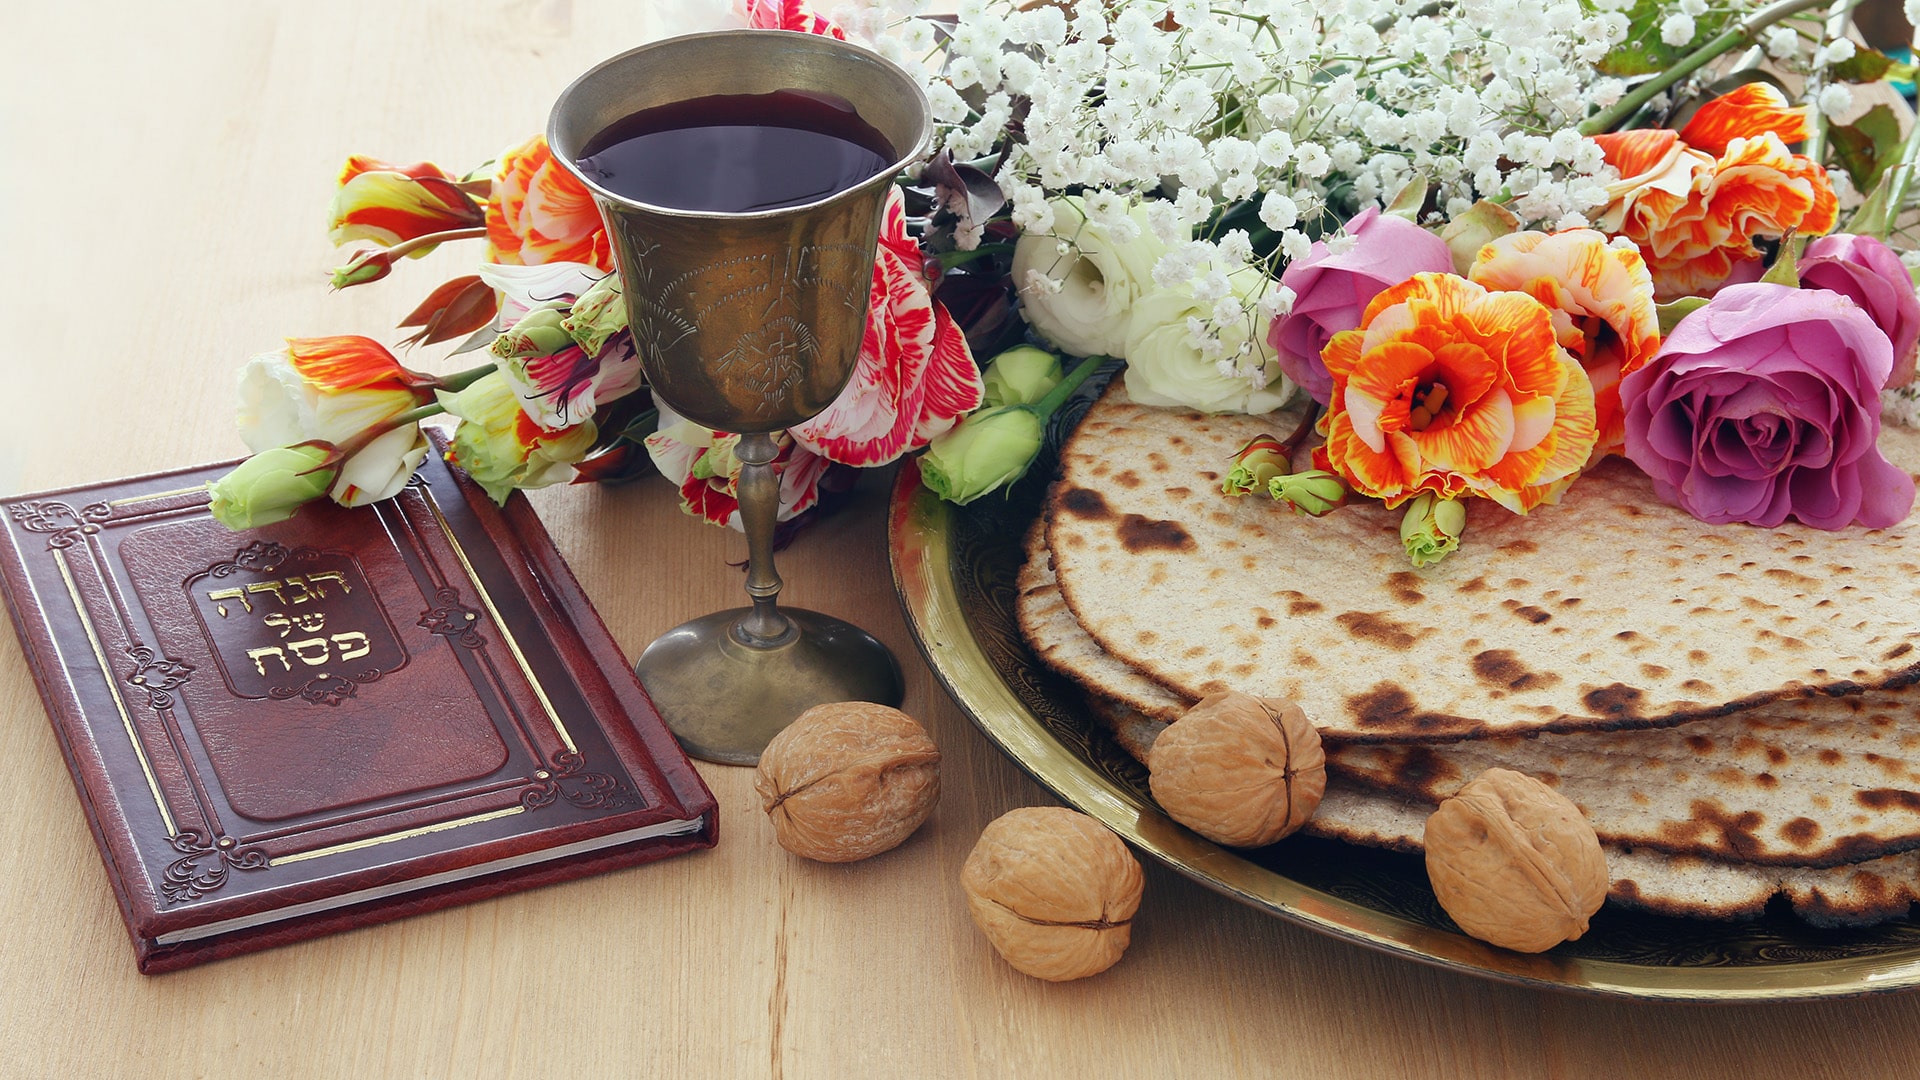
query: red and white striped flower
[
  {"left": 791, "top": 189, "right": 984, "bottom": 466},
  {"left": 646, "top": 405, "right": 834, "bottom": 529},
  {"left": 736, "top": 0, "right": 846, "bottom": 37}
]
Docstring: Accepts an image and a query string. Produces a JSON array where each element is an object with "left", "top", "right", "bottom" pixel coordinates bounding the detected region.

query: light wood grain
[{"left": 6, "top": 4, "right": 1920, "bottom": 1078}]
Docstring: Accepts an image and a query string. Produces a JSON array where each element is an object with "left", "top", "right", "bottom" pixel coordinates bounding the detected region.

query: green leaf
[
  {"left": 1830, "top": 104, "right": 1905, "bottom": 192},
  {"left": 1831, "top": 47, "right": 1896, "bottom": 84},
  {"left": 1593, "top": 0, "right": 1736, "bottom": 77},
  {"left": 1657, "top": 296, "right": 1708, "bottom": 335}
]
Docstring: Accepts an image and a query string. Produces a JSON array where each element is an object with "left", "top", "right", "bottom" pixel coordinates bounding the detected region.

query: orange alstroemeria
[
  {"left": 1469, "top": 230, "right": 1659, "bottom": 460},
  {"left": 486, "top": 135, "right": 613, "bottom": 271},
  {"left": 1591, "top": 84, "right": 1836, "bottom": 299},
  {"left": 1676, "top": 82, "right": 1812, "bottom": 156},
  {"left": 328, "top": 156, "right": 485, "bottom": 249},
  {"left": 1313, "top": 273, "right": 1598, "bottom": 515}
]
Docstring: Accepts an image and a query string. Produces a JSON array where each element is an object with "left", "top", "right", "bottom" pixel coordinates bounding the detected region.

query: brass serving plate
[{"left": 887, "top": 396, "right": 1920, "bottom": 1001}]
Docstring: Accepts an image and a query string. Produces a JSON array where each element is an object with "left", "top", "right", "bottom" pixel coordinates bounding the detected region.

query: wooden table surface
[{"left": 7, "top": 3, "right": 1920, "bottom": 1077}]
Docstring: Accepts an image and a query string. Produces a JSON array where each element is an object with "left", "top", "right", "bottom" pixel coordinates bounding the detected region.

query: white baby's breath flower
[
  {"left": 1818, "top": 38, "right": 1856, "bottom": 66},
  {"left": 1659, "top": 13, "right": 1694, "bottom": 47},
  {"left": 1259, "top": 191, "right": 1300, "bottom": 231},
  {"left": 1818, "top": 84, "right": 1854, "bottom": 118},
  {"left": 1294, "top": 142, "right": 1332, "bottom": 178}
]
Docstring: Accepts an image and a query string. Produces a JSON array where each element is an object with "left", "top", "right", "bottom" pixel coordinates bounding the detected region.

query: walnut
[
  {"left": 1146, "top": 691, "right": 1325, "bottom": 848},
  {"left": 1423, "top": 768, "right": 1609, "bottom": 953},
  {"left": 753, "top": 702, "right": 941, "bottom": 862},
  {"left": 961, "top": 807, "right": 1143, "bottom": 981}
]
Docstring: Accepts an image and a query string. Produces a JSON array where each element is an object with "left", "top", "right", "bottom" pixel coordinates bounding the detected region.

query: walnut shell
[
  {"left": 753, "top": 702, "right": 940, "bottom": 863},
  {"left": 1147, "top": 691, "right": 1326, "bottom": 848},
  {"left": 961, "top": 807, "right": 1143, "bottom": 981},
  {"left": 1423, "top": 768, "right": 1609, "bottom": 953}
]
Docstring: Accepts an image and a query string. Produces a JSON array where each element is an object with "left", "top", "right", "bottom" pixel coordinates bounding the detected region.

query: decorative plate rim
[{"left": 887, "top": 464, "right": 1920, "bottom": 1002}]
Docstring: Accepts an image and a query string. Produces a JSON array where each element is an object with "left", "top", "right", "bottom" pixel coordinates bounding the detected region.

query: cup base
[{"left": 634, "top": 607, "right": 905, "bottom": 766}]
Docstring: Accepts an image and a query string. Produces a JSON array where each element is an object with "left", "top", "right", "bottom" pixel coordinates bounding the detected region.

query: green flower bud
[
  {"left": 1269, "top": 469, "right": 1346, "bottom": 515},
  {"left": 918, "top": 405, "right": 1046, "bottom": 505},
  {"left": 329, "top": 249, "right": 395, "bottom": 290},
  {"left": 1400, "top": 492, "right": 1466, "bottom": 568},
  {"left": 1223, "top": 435, "right": 1289, "bottom": 496},
  {"left": 563, "top": 274, "right": 628, "bottom": 356},
  {"left": 982, "top": 345, "right": 1064, "bottom": 407},
  {"left": 206, "top": 445, "right": 337, "bottom": 530},
  {"left": 490, "top": 305, "right": 574, "bottom": 360}
]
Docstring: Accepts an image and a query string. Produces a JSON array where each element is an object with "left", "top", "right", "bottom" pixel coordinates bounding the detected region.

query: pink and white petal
[
  {"left": 908, "top": 300, "right": 984, "bottom": 444},
  {"left": 643, "top": 404, "right": 713, "bottom": 486},
  {"left": 775, "top": 443, "right": 832, "bottom": 521}
]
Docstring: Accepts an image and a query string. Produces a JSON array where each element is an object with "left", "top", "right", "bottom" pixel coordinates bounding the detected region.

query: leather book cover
[{"left": 0, "top": 435, "right": 717, "bottom": 973}]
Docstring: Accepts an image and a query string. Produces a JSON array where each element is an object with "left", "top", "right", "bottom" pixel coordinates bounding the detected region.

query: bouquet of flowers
[{"left": 213, "top": 0, "right": 1920, "bottom": 567}]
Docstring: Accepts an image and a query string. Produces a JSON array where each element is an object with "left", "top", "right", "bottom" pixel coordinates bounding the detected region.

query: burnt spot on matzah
[
  {"left": 1117, "top": 515, "right": 1195, "bottom": 553},
  {"left": 1335, "top": 612, "right": 1418, "bottom": 650},
  {"left": 1343, "top": 683, "right": 1479, "bottom": 736},
  {"left": 1666, "top": 800, "right": 1765, "bottom": 860},
  {"left": 1886, "top": 643, "right": 1915, "bottom": 661},
  {"left": 1470, "top": 649, "right": 1560, "bottom": 692},
  {"left": 1114, "top": 469, "right": 1141, "bottom": 489},
  {"left": 1056, "top": 487, "right": 1112, "bottom": 519},
  {"left": 1456, "top": 576, "right": 1490, "bottom": 594},
  {"left": 1858, "top": 789, "right": 1920, "bottom": 812},
  {"left": 1782, "top": 817, "right": 1822, "bottom": 845},
  {"left": 1386, "top": 572, "right": 1425, "bottom": 604},
  {"left": 1279, "top": 590, "right": 1323, "bottom": 616},
  {"left": 1583, "top": 683, "right": 1647, "bottom": 718},
  {"left": 1508, "top": 602, "right": 1552, "bottom": 624}
]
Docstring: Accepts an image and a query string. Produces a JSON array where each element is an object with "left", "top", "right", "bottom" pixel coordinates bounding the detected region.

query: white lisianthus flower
[
  {"left": 1122, "top": 268, "right": 1296, "bottom": 415},
  {"left": 1011, "top": 195, "right": 1182, "bottom": 357}
]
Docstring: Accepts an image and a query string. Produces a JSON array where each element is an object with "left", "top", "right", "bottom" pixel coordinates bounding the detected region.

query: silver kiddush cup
[{"left": 550, "top": 31, "right": 928, "bottom": 765}]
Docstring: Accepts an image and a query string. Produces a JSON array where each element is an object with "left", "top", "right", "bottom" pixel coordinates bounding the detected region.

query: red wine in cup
[{"left": 575, "top": 90, "right": 895, "bottom": 213}]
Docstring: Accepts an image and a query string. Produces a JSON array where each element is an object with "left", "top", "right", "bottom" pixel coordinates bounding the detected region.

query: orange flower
[
  {"left": 1591, "top": 85, "right": 1836, "bottom": 299},
  {"left": 1313, "top": 273, "right": 1597, "bottom": 514},
  {"left": 1468, "top": 229, "right": 1659, "bottom": 459},
  {"left": 328, "top": 156, "right": 483, "bottom": 249},
  {"left": 486, "top": 135, "right": 613, "bottom": 270}
]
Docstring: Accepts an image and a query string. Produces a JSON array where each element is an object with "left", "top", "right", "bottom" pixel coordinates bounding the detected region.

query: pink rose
[
  {"left": 1621, "top": 282, "right": 1915, "bottom": 530},
  {"left": 1270, "top": 206, "right": 1454, "bottom": 404},
  {"left": 1801, "top": 233, "right": 1920, "bottom": 389}
]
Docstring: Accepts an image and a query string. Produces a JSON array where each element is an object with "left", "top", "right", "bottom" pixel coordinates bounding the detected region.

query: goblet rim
[{"left": 546, "top": 28, "right": 934, "bottom": 222}]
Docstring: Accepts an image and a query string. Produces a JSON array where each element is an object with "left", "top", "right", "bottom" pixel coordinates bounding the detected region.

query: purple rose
[
  {"left": 1621, "top": 282, "right": 1914, "bottom": 530},
  {"left": 1270, "top": 206, "right": 1453, "bottom": 404},
  {"left": 1801, "top": 232, "right": 1920, "bottom": 389}
]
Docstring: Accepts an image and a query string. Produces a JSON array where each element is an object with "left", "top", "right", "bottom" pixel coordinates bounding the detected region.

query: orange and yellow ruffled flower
[
  {"left": 1313, "top": 272, "right": 1598, "bottom": 514},
  {"left": 1592, "top": 84, "right": 1836, "bottom": 299},
  {"left": 328, "top": 156, "right": 484, "bottom": 250},
  {"left": 1468, "top": 229, "right": 1659, "bottom": 459},
  {"left": 486, "top": 135, "right": 614, "bottom": 271}
]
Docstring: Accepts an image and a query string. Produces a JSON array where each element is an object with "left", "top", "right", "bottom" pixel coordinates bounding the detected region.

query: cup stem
[{"left": 732, "top": 431, "right": 793, "bottom": 647}]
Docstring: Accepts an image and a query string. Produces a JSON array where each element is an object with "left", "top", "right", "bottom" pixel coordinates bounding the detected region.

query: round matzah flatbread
[{"left": 1047, "top": 382, "right": 1920, "bottom": 741}]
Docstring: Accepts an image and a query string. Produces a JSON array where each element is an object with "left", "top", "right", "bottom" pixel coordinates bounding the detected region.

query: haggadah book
[{"left": 0, "top": 439, "right": 716, "bottom": 973}]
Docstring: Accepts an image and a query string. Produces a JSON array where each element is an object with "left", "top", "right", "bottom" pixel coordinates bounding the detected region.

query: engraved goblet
[{"left": 550, "top": 30, "right": 926, "bottom": 765}]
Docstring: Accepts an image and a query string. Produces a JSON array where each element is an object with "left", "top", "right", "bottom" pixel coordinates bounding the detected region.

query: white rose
[
  {"left": 1011, "top": 195, "right": 1181, "bottom": 357},
  {"left": 1122, "top": 270, "right": 1296, "bottom": 415},
  {"left": 330, "top": 424, "right": 430, "bottom": 507}
]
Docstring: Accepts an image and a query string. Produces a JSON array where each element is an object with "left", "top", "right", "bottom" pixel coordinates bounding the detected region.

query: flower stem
[
  {"left": 381, "top": 226, "right": 489, "bottom": 260},
  {"left": 1801, "top": 0, "right": 1864, "bottom": 166},
  {"left": 1033, "top": 354, "right": 1107, "bottom": 417},
  {"left": 1576, "top": 0, "right": 1834, "bottom": 136},
  {"left": 434, "top": 362, "right": 498, "bottom": 393}
]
